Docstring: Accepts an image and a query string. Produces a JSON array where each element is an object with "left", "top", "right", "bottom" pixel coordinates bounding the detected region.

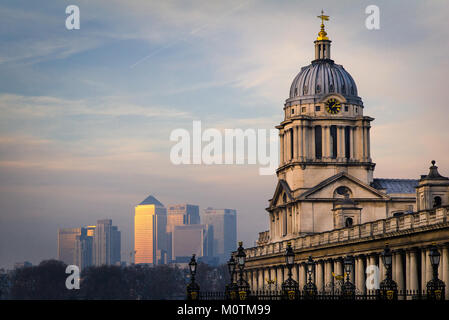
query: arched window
[
  {"left": 315, "top": 126, "right": 322, "bottom": 159},
  {"left": 345, "top": 217, "right": 353, "bottom": 227},
  {"left": 330, "top": 125, "right": 337, "bottom": 159},
  {"left": 433, "top": 196, "right": 442, "bottom": 207}
]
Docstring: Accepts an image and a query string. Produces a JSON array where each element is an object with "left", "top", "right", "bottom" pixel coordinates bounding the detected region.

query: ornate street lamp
[
  {"left": 236, "top": 241, "right": 250, "bottom": 300},
  {"left": 225, "top": 255, "right": 238, "bottom": 300},
  {"left": 426, "top": 243, "right": 446, "bottom": 300},
  {"left": 281, "top": 242, "right": 299, "bottom": 300},
  {"left": 379, "top": 243, "right": 397, "bottom": 301},
  {"left": 186, "top": 254, "right": 200, "bottom": 300},
  {"left": 303, "top": 256, "right": 317, "bottom": 298},
  {"left": 342, "top": 255, "right": 355, "bottom": 299}
]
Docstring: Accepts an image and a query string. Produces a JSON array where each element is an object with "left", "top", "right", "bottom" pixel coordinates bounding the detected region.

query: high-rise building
[
  {"left": 58, "top": 227, "right": 83, "bottom": 266},
  {"left": 166, "top": 204, "right": 200, "bottom": 261},
  {"left": 74, "top": 230, "right": 93, "bottom": 271},
  {"left": 202, "top": 208, "right": 237, "bottom": 263},
  {"left": 93, "top": 219, "right": 121, "bottom": 266},
  {"left": 172, "top": 224, "right": 213, "bottom": 262},
  {"left": 111, "top": 226, "right": 121, "bottom": 265},
  {"left": 134, "top": 195, "right": 168, "bottom": 265},
  {"left": 94, "top": 219, "right": 111, "bottom": 266}
]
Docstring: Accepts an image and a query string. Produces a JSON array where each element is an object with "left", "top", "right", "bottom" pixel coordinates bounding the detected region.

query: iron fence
[{"left": 197, "top": 289, "right": 442, "bottom": 301}]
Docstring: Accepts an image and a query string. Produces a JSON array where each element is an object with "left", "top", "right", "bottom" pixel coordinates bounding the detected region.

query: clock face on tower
[{"left": 325, "top": 98, "right": 341, "bottom": 114}]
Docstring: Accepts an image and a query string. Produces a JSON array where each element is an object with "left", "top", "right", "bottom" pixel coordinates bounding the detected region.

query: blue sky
[{"left": 0, "top": 0, "right": 448, "bottom": 269}]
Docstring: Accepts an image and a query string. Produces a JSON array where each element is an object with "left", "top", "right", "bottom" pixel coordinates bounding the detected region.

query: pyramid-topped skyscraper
[{"left": 134, "top": 195, "right": 167, "bottom": 265}]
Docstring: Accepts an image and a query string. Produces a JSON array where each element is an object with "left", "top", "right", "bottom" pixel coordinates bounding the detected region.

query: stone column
[
  {"left": 279, "top": 133, "right": 284, "bottom": 165},
  {"left": 442, "top": 244, "right": 449, "bottom": 300},
  {"left": 324, "top": 259, "right": 332, "bottom": 291},
  {"left": 270, "top": 267, "right": 276, "bottom": 287},
  {"left": 251, "top": 270, "right": 256, "bottom": 290},
  {"left": 409, "top": 249, "right": 419, "bottom": 296},
  {"left": 426, "top": 248, "right": 433, "bottom": 290},
  {"left": 337, "top": 126, "right": 344, "bottom": 161},
  {"left": 276, "top": 266, "right": 282, "bottom": 288},
  {"left": 361, "top": 125, "right": 366, "bottom": 161},
  {"left": 421, "top": 248, "right": 427, "bottom": 291},
  {"left": 406, "top": 251, "right": 410, "bottom": 293},
  {"left": 308, "top": 125, "right": 313, "bottom": 160},
  {"left": 356, "top": 125, "right": 363, "bottom": 161},
  {"left": 379, "top": 256, "right": 385, "bottom": 283},
  {"left": 366, "top": 126, "right": 371, "bottom": 161},
  {"left": 258, "top": 268, "right": 263, "bottom": 290},
  {"left": 394, "top": 250, "right": 404, "bottom": 298},
  {"left": 356, "top": 255, "right": 366, "bottom": 294},
  {"left": 293, "top": 126, "right": 298, "bottom": 160},
  {"left": 350, "top": 126, "right": 355, "bottom": 160},
  {"left": 298, "top": 125, "right": 304, "bottom": 161},
  {"left": 299, "top": 263, "right": 307, "bottom": 289},
  {"left": 316, "top": 260, "right": 324, "bottom": 292},
  {"left": 323, "top": 125, "right": 330, "bottom": 160},
  {"left": 335, "top": 258, "right": 343, "bottom": 277}
]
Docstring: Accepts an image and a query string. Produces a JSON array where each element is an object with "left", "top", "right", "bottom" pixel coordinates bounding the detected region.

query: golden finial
[{"left": 317, "top": 9, "right": 330, "bottom": 40}]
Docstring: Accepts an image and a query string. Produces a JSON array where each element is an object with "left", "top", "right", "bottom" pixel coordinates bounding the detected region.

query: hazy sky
[{"left": 1, "top": 0, "right": 448, "bottom": 269}]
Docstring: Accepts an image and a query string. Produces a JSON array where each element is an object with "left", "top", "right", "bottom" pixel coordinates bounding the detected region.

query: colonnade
[
  {"left": 245, "top": 244, "right": 449, "bottom": 299},
  {"left": 279, "top": 123, "right": 371, "bottom": 165}
]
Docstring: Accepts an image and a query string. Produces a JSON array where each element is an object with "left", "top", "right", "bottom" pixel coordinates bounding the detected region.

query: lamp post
[
  {"left": 426, "top": 243, "right": 446, "bottom": 300},
  {"left": 281, "top": 242, "right": 299, "bottom": 300},
  {"left": 342, "top": 255, "right": 355, "bottom": 299},
  {"left": 236, "top": 241, "right": 250, "bottom": 300},
  {"left": 186, "top": 254, "right": 200, "bottom": 300},
  {"left": 225, "top": 255, "right": 238, "bottom": 300},
  {"left": 379, "top": 243, "right": 397, "bottom": 301},
  {"left": 303, "top": 256, "right": 317, "bottom": 298}
]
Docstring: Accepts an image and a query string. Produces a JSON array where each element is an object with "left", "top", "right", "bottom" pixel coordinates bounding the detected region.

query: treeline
[{"left": 0, "top": 259, "right": 229, "bottom": 300}]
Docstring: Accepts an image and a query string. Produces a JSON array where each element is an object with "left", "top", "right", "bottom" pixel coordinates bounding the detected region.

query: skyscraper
[
  {"left": 94, "top": 219, "right": 112, "bottom": 266},
  {"left": 111, "top": 226, "right": 121, "bottom": 265},
  {"left": 172, "top": 224, "right": 213, "bottom": 262},
  {"left": 74, "top": 230, "right": 93, "bottom": 271},
  {"left": 58, "top": 227, "right": 83, "bottom": 266},
  {"left": 134, "top": 195, "right": 168, "bottom": 265},
  {"left": 202, "top": 208, "right": 237, "bottom": 263},
  {"left": 166, "top": 204, "right": 200, "bottom": 261},
  {"left": 93, "top": 219, "right": 121, "bottom": 266}
]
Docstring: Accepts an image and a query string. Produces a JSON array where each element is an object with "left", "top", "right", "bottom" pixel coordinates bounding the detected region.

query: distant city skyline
[{"left": 57, "top": 219, "right": 121, "bottom": 271}]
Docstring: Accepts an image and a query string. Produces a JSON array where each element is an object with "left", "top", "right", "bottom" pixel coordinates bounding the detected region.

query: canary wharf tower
[{"left": 244, "top": 13, "right": 449, "bottom": 299}]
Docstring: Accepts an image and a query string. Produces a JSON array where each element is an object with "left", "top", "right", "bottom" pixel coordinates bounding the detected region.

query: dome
[{"left": 287, "top": 60, "right": 363, "bottom": 106}]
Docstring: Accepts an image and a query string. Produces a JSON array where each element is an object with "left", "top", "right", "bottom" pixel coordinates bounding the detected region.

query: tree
[
  {"left": 9, "top": 260, "right": 69, "bottom": 299},
  {"left": 80, "top": 265, "right": 130, "bottom": 300}
]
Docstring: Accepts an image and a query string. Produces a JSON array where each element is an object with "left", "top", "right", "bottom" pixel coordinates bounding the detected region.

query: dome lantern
[{"left": 314, "top": 10, "right": 331, "bottom": 61}]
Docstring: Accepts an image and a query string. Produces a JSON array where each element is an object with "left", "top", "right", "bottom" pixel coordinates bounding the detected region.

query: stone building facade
[{"left": 243, "top": 16, "right": 449, "bottom": 298}]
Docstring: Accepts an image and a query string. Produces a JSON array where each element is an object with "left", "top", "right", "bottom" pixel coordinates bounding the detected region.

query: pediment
[
  {"left": 298, "top": 172, "right": 390, "bottom": 200},
  {"left": 269, "top": 179, "right": 294, "bottom": 209}
]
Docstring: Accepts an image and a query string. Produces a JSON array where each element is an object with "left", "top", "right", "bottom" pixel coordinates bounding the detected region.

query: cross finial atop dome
[{"left": 317, "top": 10, "right": 330, "bottom": 40}]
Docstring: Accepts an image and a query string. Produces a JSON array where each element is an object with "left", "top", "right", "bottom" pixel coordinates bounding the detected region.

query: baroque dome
[
  {"left": 285, "top": 13, "right": 363, "bottom": 107},
  {"left": 287, "top": 60, "right": 363, "bottom": 106}
]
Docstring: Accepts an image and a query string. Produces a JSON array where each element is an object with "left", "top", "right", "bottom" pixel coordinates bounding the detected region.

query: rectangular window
[
  {"left": 345, "top": 126, "right": 351, "bottom": 159},
  {"left": 302, "top": 107, "right": 306, "bottom": 113},
  {"left": 315, "top": 126, "right": 322, "bottom": 159},
  {"left": 315, "top": 105, "right": 320, "bottom": 111},
  {"left": 291, "top": 108, "right": 295, "bottom": 114},
  {"left": 345, "top": 105, "right": 349, "bottom": 112}
]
